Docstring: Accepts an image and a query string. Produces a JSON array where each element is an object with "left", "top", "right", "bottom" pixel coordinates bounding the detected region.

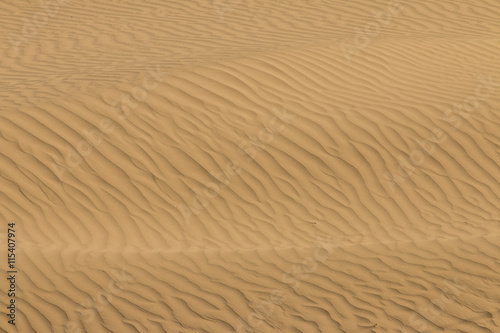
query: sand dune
[{"left": 1, "top": 0, "right": 499, "bottom": 332}]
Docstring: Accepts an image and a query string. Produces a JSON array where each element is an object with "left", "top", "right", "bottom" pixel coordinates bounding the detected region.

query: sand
[{"left": 1, "top": 0, "right": 499, "bottom": 332}]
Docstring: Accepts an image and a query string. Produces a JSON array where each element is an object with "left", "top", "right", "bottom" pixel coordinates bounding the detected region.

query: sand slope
[{"left": 1, "top": 0, "right": 500, "bottom": 332}]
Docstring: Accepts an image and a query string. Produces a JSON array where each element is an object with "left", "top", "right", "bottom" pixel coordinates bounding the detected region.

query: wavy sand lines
[{"left": 1, "top": 0, "right": 500, "bottom": 332}]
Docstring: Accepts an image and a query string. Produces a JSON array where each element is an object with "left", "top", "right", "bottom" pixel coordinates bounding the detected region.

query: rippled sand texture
[{"left": 1, "top": 0, "right": 500, "bottom": 332}]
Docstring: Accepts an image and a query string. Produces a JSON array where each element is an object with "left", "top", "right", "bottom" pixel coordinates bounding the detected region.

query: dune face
[{"left": 1, "top": 0, "right": 500, "bottom": 332}]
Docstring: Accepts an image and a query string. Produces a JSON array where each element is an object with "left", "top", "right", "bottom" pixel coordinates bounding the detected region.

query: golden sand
[{"left": 1, "top": 0, "right": 499, "bottom": 332}]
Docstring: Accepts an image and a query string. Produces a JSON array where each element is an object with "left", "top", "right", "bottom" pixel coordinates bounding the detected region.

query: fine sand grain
[{"left": 1, "top": 0, "right": 499, "bottom": 332}]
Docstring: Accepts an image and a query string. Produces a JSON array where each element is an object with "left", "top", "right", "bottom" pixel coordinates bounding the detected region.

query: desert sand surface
[{"left": 1, "top": 0, "right": 500, "bottom": 332}]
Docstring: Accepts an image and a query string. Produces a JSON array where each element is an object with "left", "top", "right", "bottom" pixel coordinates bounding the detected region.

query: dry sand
[{"left": 1, "top": 0, "right": 500, "bottom": 332}]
